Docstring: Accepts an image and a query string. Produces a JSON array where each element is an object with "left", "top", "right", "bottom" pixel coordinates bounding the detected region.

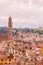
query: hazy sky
[{"left": 0, "top": 0, "right": 43, "bottom": 28}]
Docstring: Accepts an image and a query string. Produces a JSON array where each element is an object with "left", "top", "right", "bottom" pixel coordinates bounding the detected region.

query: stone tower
[{"left": 8, "top": 17, "right": 12, "bottom": 40}]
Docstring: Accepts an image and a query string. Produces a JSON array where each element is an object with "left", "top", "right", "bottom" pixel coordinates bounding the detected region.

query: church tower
[{"left": 8, "top": 17, "right": 12, "bottom": 40}]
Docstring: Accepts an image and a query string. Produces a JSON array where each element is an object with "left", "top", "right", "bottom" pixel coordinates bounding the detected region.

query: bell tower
[{"left": 8, "top": 17, "right": 12, "bottom": 40}]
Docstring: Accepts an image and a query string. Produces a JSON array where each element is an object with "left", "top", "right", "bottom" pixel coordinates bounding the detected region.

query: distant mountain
[
  {"left": 0, "top": 27, "right": 43, "bottom": 35},
  {"left": 0, "top": 27, "right": 16, "bottom": 35},
  {"left": 36, "top": 27, "right": 43, "bottom": 31},
  {"left": 0, "top": 27, "right": 8, "bottom": 33}
]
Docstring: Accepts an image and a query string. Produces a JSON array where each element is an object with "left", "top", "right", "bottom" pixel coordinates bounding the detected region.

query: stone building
[
  {"left": 8, "top": 17, "right": 12, "bottom": 40},
  {"left": 0, "top": 17, "right": 12, "bottom": 42}
]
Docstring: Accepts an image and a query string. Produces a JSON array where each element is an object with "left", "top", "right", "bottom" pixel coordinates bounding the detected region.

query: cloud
[
  {"left": 0, "top": 0, "right": 8, "bottom": 3},
  {"left": 0, "top": 16, "right": 8, "bottom": 20},
  {"left": 0, "top": 0, "right": 43, "bottom": 28}
]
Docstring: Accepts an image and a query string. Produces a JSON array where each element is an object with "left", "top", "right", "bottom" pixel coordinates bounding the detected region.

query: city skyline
[{"left": 0, "top": 0, "right": 43, "bottom": 28}]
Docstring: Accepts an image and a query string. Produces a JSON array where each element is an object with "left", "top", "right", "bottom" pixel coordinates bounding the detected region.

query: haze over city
[{"left": 0, "top": 0, "right": 43, "bottom": 28}]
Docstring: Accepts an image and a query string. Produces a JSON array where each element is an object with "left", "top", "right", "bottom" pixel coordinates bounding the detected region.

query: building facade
[
  {"left": 0, "top": 17, "right": 12, "bottom": 42},
  {"left": 8, "top": 17, "right": 12, "bottom": 40}
]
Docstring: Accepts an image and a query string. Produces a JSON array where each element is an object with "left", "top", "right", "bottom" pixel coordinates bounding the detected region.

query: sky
[{"left": 0, "top": 0, "right": 43, "bottom": 28}]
